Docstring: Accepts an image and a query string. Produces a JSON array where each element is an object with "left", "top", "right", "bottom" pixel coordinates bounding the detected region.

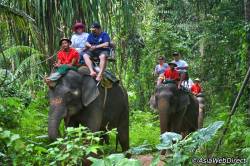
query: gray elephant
[
  {"left": 150, "top": 82, "right": 199, "bottom": 137},
  {"left": 196, "top": 93, "right": 205, "bottom": 129},
  {"left": 47, "top": 68, "right": 129, "bottom": 151}
]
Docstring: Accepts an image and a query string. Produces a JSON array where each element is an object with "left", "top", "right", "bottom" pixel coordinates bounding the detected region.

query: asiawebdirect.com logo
[{"left": 192, "top": 157, "right": 247, "bottom": 164}]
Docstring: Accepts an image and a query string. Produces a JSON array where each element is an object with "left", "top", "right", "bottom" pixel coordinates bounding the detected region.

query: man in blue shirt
[{"left": 83, "top": 22, "right": 111, "bottom": 81}]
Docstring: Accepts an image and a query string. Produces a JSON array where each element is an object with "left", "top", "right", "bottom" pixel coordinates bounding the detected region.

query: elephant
[
  {"left": 47, "top": 67, "right": 129, "bottom": 152},
  {"left": 150, "top": 82, "right": 199, "bottom": 137},
  {"left": 196, "top": 93, "right": 205, "bottom": 129}
]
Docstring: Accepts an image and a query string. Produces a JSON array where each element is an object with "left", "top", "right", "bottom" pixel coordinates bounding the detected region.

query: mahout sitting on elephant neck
[
  {"left": 47, "top": 69, "right": 129, "bottom": 152},
  {"left": 150, "top": 81, "right": 199, "bottom": 138}
]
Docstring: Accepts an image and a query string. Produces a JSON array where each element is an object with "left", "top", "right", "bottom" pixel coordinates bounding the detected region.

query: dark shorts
[
  {"left": 85, "top": 50, "right": 110, "bottom": 58},
  {"left": 79, "top": 51, "right": 86, "bottom": 65}
]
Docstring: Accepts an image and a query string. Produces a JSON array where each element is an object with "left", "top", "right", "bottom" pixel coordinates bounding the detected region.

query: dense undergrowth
[
  {"left": 0, "top": 82, "right": 249, "bottom": 165},
  {"left": 1, "top": 0, "right": 250, "bottom": 165}
]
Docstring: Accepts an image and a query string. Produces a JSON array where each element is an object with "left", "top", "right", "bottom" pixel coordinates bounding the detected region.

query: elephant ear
[
  {"left": 81, "top": 76, "right": 100, "bottom": 106},
  {"left": 149, "top": 95, "right": 157, "bottom": 110}
]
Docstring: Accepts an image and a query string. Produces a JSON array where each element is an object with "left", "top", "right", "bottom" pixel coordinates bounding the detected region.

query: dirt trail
[{"left": 135, "top": 155, "right": 165, "bottom": 166}]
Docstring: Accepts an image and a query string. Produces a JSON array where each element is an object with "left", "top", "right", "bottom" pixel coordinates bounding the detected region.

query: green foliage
[
  {"left": 17, "top": 90, "right": 48, "bottom": 139},
  {"left": 0, "top": 126, "right": 118, "bottom": 165},
  {"left": 0, "top": 97, "right": 24, "bottom": 129},
  {"left": 129, "top": 121, "right": 224, "bottom": 165},
  {"left": 0, "top": 0, "right": 249, "bottom": 165},
  {"left": 89, "top": 153, "right": 141, "bottom": 166},
  {"left": 204, "top": 102, "right": 250, "bottom": 163},
  {"left": 0, "top": 128, "right": 25, "bottom": 165},
  {"left": 47, "top": 126, "right": 103, "bottom": 166},
  {"left": 130, "top": 110, "right": 160, "bottom": 146}
]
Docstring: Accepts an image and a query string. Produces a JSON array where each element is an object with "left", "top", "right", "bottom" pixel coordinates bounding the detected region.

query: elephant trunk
[
  {"left": 158, "top": 97, "right": 170, "bottom": 113},
  {"left": 48, "top": 106, "right": 66, "bottom": 140},
  {"left": 158, "top": 98, "right": 171, "bottom": 134}
]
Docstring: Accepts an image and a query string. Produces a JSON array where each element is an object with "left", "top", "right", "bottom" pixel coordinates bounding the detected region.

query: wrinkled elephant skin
[
  {"left": 48, "top": 70, "right": 129, "bottom": 151},
  {"left": 150, "top": 83, "right": 199, "bottom": 137}
]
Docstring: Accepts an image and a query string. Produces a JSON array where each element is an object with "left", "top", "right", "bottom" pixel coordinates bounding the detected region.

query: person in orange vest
[
  {"left": 163, "top": 62, "right": 180, "bottom": 86},
  {"left": 191, "top": 78, "right": 202, "bottom": 95}
]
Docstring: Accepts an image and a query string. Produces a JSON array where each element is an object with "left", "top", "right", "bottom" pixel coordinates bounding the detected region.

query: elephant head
[
  {"left": 48, "top": 70, "right": 100, "bottom": 140},
  {"left": 150, "top": 82, "right": 194, "bottom": 134},
  {"left": 151, "top": 83, "right": 190, "bottom": 113}
]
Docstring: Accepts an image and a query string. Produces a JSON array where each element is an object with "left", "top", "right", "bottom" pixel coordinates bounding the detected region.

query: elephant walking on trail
[
  {"left": 47, "top": 68, "right": 129, "bottom": 151},
  {"left": 150, "top": 82, "right": 199, "bottom": 137}
]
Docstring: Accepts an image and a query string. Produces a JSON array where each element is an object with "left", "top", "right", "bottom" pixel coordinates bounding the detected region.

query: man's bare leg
[
  {"left": 83, "top": 54, "right": 96, "bottom": 77},
  {"left": 96, "top": 54, "right": 106, "bottom": 81}
]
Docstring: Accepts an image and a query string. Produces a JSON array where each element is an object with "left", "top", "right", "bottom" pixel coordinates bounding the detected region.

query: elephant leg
[
  {"left": 117, "top": 111, "right": 129, "bottom": 152},
  {"left": 171, "top": 108, "right": 187, "bottom": 133},
  {"left": 117, "top": 127, "right": 129, "bottom": 152},
  {"left": 159, "top": 110, "right": 171, "bottom": 134},
  {"left": 100, "top": 133, "right": 110, "bottom": 145}
]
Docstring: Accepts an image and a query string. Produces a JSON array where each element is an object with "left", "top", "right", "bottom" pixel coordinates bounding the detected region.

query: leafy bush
[
  {"left": 157, "top": 121, "right": 224, "bottom": 165},
  {"left": 47, "top": 126, "right": 104, "bottom": 165},
  {"left": 204, "top": 99, "right": 250, "bottom": 161},
  {"left": 17, "top": 90, "right": 48, "bottom": 139},
  {"left": 0, "top": 126, "right": 117, "bottom": 165},
  {"left": 128, "top": 121, "right": 224, "bottom": 165},
  {"left": 130, "top": 110, "right": 160, "bottom": 146},
  {"left": 0, "top": 97, "right": 24, "bottom": 129},
  {"left": 0, "top": 127, "right": 26, "bottom": 165},
  {"left": 89, "top": 153, "right": 141, "bottom": 166}
]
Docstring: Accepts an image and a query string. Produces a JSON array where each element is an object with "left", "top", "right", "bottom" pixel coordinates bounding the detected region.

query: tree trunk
[
  {"left": 245, "top": 0, "right": 250, "bottom": 126},
  {"left": 45, "top": 0, "right": 55, "bottom": 69}
]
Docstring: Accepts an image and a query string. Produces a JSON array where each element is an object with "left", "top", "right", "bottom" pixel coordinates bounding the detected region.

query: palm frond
[{"left": 0, "top": 2, "right": 35, "bottom": 23}]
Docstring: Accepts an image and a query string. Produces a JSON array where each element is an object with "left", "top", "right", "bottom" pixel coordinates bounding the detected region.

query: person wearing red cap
[
  {"left": 45, "top": 38, "right": 79, "bottom": 87},
  {"left": 71, "top": 22, "right": 89, "bottom": 64}
]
